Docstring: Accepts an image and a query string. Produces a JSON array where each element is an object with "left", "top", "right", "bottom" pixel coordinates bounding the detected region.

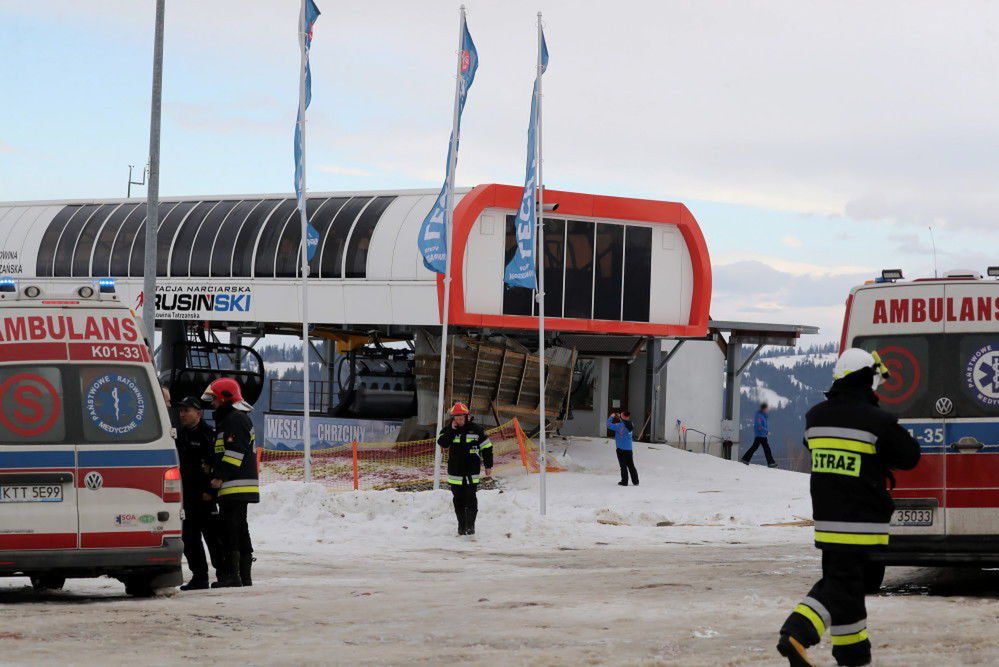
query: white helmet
[{"left": 833, "top": 348, "right": 890, "bottom": 389}]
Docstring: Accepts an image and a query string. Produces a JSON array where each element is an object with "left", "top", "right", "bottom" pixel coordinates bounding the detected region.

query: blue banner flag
[
  {"left": 417, "top": 18, "right": 479, "bottom": 274},
  {"left": 295, "top": 0, "right": 321, "bottom": 261},
  {"left": 504, "top": 32, "right": 549, "bottom": 289}
]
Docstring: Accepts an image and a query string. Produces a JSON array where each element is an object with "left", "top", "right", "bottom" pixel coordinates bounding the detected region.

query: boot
[
  {"left": 768, "top": 462, "right": 779, "bottom": 468},
  {"left": 465, "top": 509, "right": 477, "bottom": 536},
  {"left": 239, "top": 553, "right": 254, "bottom": 587},
  {"left": 180, "top": 576, "right": 209, "bottom": 591},
  {"left": 211, "top": 551, "right": 243, "bottom": 588},
  {"left": 455, "top": 508, "right": 467, "bottom": 535},
  {"left": 777, "top": 634, "right": 815, "bottom": 667}
]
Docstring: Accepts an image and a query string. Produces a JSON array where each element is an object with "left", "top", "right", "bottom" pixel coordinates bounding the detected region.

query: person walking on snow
[
  {"left": 437, "top": 402, "right": 493, "bottom": 536},
  {"left": 777, "top": 349, "right": 919, "bottom": 667},
  {"left": 742, "top": 402, "right": 778, "bottom": 467},
  {"left": 607, "top": 410, "right": 638, "bottom": 486}
]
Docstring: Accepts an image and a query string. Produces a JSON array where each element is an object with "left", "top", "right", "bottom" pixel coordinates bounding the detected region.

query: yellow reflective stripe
[
  {"left": 807, "top": 438, "right": 876, "bottom": 455},
  {"left": 218, "top": 485, "right": 259, "bottom": 496},
  {"left": 222, "top": 456, "right": 242, "bottom": 466},
  {"left": 214, "top": 439, "right": 225, "bottom": 453},
  {"left": 479, "top": 440, "right": 493, "bottom": 450},
  {"left": 830, "top": 629, "right": 869, "bottom": 646},
  {"left": 447, "top": 476, "right": 480, "bottom": 485},
  {"left": 811, "top": 449, "right": 862, "bottom": 477},
  {"left": 815, "top": 531, "right": 889, "bottom": 546},
  {"left": 793, "top": 604, "right": 827, "bottom": 637}
]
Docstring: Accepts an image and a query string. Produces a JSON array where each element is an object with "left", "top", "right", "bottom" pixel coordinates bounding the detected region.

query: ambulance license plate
[
  {"left": 891, "top": 507, "right": 934, "bottom": 527},
  {"left": 0, "top": 484, "right": 63, "bottom": 503}
]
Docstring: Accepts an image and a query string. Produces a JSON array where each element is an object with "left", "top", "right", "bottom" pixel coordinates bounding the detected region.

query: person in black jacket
[
  {"left": 778, "top": 349, "right": 920, "bottom": 667},
  {"left": 202, "top": 378, "right": 259, "bottom": 588},
  {"left": 437, "top": 402, "right": 493, "bottom": 536},
  {"left": 174, "top": 396, "right": 224, "bottom": 591}
]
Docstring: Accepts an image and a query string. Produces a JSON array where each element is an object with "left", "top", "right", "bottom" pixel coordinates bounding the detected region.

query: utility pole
[{"left": 143, "top": 0, "right": 165, "bottom": 362}]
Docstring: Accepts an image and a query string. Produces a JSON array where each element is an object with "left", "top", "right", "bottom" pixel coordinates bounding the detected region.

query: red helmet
[
  {"left": 202, "top": 378, "right": 252, "bottom": 412},
  {"left": 450, "top": 401, "right": 470, "bottom": 416}
]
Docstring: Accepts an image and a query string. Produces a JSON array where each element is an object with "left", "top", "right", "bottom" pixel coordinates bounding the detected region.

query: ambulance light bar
[
  {"left": 0, "top": 277, "right": 16, "bottom": 293},
  {"left": 988, "top": 266, "right": 999, "bottom": 278},
  {"left": 880, "top": 269, "right": 904, "bottom": 282},
  {"left": 98, "top": 278, "right": 116, "bottom": 294}
]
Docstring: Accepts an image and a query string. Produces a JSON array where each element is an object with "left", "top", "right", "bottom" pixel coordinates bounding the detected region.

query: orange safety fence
[{"left": 259, "top": 418, "right": 563, "bottom": 491}]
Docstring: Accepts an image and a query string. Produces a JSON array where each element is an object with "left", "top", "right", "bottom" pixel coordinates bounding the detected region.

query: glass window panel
[
  {"left": 502, "top": 214, "right": 534, "bottom": 316},
  {"left": 131, "top": 202, "right": 181, "bottom": 277},
  {"left": 252, "top": 200, "right": 297, "bottom": 278},
  {"left": 273, "top": 210, "right": 302, "bottom": 278},
  {"left": 622, "top": 226, "right": 652, "bottom": 322},
  {"left": 533, "top": 218, "right": 565, "bottom": 318},
  {"left": 345, "top": 196, "right": 396, "bottom": 278},
  {"left": 78, "top": 365, "right": 162, "bottom": 444},
  {"left": 189, "top": 200, "right": 238, "bottom": 277},
  {"left": 110, "top": 206, "right": 149, "bottom": 277},
  {"left": 71, "top": 204, "right": 117, "bottom": 277},
  {"left": 53, "top": 204, "right": 99, "bottom": 277},
  {"left": 211, "top": 200, "right": 259, "bottom": 277},
  {"left": 319, "top": 197, "right": 369, "bottom": 278},
  {"left": 92, "top": 203, "right": 139, "bottom": 277},
  {"left": 153, "top": 201, "right": 196, "bottom": 275},
  {"left": 0, "top": 366, "right": 66, "bottom": 444},
  {"left": 166, "top": 201, "right": 217, "bottom": 277},
  {"left": 232, "top": 199, "right": 281, "bottom": 277},
  {"left": 36, "top": 205, "right": 81, "bottom": 277},
  {"left": 593, "top": 223, "right": 623, "bottom": 320},
  {"left": 563, "top": 219, "right": 595, "bottom": 319},
  {"left": 306, "top": 197, "right": 348, "bottom": 277}
]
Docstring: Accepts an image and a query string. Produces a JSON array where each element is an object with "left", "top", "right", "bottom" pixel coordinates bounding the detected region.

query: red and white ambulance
[
  {"left": 0, "top": 278, "right": 182, "bottom": 595},
  {"left": 841, "top": 268, "right": 999, "bottom": 565}
]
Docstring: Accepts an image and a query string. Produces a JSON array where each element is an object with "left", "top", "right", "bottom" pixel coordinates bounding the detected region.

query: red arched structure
[{"left": 439, "top": 183, "right": 711, "bottom": 337}]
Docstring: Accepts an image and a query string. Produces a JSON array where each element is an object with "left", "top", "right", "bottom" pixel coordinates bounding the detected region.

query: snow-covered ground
[
  {"left": 755, "top": 352, "right": 838, "bottom": 370},
  {"left": 740, "top": 380, "right": 791, "bottom": 409},
  {"left": 3, "top": 438, "right": 999, "bottom": 665}
]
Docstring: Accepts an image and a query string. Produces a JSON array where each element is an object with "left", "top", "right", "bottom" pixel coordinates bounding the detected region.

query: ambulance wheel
[
  {"left": 124, "top": 576, "right": 156, "bottom": 598},
  {"left": 30, "top": 575, "right": 65, "bottom": 591},
  {"left": 863, "top": 562, "right": 886, "bottom": 594}
]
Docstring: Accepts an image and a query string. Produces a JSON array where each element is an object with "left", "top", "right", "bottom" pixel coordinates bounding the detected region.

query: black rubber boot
[
  {"left": 211, "top": 551, "right": 243, "bottom": 588},
  {"left": 239, "top": 553, "right": 254, "bottom": 587},
  {"left": 777, "top": 634, "right": 816, "bottom": 667},
  {"left": 465, "top": 509, "right": 477, "bottom": 536},
  {"left": 180, "top": 577, "right": 210, "bottom": 591}
]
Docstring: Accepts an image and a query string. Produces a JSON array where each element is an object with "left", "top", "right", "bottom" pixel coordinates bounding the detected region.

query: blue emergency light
[
  {"left": 0, "top": 277, "right": 17, "bottom": 293},
  {"left": 98, "top": 278, "right": 116, "bottom": 294}
]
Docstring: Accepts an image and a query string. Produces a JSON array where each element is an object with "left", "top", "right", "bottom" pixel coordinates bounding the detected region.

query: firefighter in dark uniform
[
  {"left": 202, "top": 378, "right": 259, "bottom": 588},
  {"left": 778, "top": 349, "right": 920, "bottom": 667},
  {"left": 175, "top": 396, "right": 224, "bottom": 591},
  {"left": 437, "top": 402, "right": 493, "bottom": 536}
]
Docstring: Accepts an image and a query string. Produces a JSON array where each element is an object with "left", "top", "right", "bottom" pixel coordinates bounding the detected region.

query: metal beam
[
  {"left": 654, "top": 338, "right": 686, "bottom": 375},
  {"left": 736, "top": 343, "right": 765, "bottom": 377}
]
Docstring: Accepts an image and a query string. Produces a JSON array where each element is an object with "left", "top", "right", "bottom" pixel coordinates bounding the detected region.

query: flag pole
[
  {"left": 536, "top": 12, "right": 547, "bottom": 516},
  {"left": 297, "top": 0, "right": 313, "bottom": 483},
  {"left": 433, "top": 5, "right": 467, "bottom": 491}
]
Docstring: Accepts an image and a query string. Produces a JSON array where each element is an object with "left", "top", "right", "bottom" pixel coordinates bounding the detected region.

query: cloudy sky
[{"left": 3, "top": 1, "right": 999, "bottom": 341}]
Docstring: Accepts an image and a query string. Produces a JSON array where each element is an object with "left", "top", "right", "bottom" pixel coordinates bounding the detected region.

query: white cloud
[{"left": 780, "top": 236, "right": 803, "bottom": 248}]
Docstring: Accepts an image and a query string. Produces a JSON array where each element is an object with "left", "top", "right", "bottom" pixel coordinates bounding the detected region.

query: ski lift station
[{"left": 0, "top": 183, "right": 817, "bottom": 455}]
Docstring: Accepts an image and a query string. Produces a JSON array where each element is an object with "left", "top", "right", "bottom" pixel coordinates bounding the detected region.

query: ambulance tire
[
  {"left": 863, "top": 561, "right": 886, "bottom": 594},
  {"left": 30, "top": 575, "right": 65, "bottom": 591},
  {"left": 124, "top": 577, "right": 156, "bottom": 598}
]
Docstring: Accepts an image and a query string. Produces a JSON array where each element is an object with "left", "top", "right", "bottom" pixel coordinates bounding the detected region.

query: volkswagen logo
[
  {"left": 935, "top": 397, "right": 954, "bottom": 416},
  {"left": 84, "top": 471, "right": 104, "bottom": 490}
]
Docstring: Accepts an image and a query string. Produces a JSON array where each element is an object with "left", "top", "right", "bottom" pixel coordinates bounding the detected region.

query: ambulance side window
[
  {"left": 854, "top": 334, "right": 932, "bottom": 419},
  {"left": 0, "top": 366, "right": 67, "bottom": 444},
  {"left": 78, "top": 366, "right": 162, "bottom": 444}
]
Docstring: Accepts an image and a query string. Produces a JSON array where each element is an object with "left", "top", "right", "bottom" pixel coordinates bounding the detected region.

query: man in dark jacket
[
  {"left": 202, "top": 378, "right": 259, "bottom": 588},
  {"left": 778, "top": 349, "right": 920, "bottom": 667},
  {"left": 741, "top": 402, "right": 777, "bottom": 467},
  {"left": 437, "top": 402, "right": 493, "bottom": 536}
]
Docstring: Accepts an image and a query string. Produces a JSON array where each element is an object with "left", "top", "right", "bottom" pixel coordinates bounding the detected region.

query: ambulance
[
  {"left": 0, "top": 278, "right": 182, "bottom": 595},
  {"left": 841, "top": 267, "right": 999, "bottom": 567}
]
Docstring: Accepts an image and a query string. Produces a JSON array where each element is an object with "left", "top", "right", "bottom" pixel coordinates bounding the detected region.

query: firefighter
[
  {"left": 175, "top": 396, "right": 224, "bottom": 590},
  {"left": 437, "top": 402, "right": 493, "bottom": 536},
  {"left": 778, "top": 348, "right": 920, "bottom": 667},
  {"left": 202, "top": 378, "right": 259, "bottom": 588}
]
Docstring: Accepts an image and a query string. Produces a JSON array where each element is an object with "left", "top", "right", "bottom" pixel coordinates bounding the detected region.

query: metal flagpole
[
  {"left": 297, "top": 0, "right": 313, "bottom": 482},
  {"left": 536, "top": 12, "right": 547, "bottom": 516},
  {"left": 432, "top": 6, "right": 468, "bottom": 491},
  {"left": 143, "top": 0, "right": 165, "bottom": 361}
]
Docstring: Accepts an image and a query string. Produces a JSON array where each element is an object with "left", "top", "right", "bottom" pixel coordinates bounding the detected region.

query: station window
[
  {"left": 593, "top": 223, "right": 623, "bottom": 320},
  {"left": 307, "top": 197, "right": 349, "bottom": 276},
  {"left": 110, "top": 206, "right": 150, "bottom": 277},
  {"left": 563, "top": 220, "right": 595, "bottom": 319},
  {"left": 153, "top": 201, "right": 197, "bottom": 275},
  {"left": 211, "top": 200, "right": 258, "bottom": 277},
  {"left": 91, "top": 203, "right": 139, "bottom": 277},
  {"left": 533, "top": 218, "right": 565, "bottom": 318},
  {"left": 320, "top": 197, "right": 370, "bottom": 278},
  {"left": 502, "top": 214, "right": 534, "bottom": 316},
  {"left": 36, "top": 206, "right": 82, "bottom": 277},
  {"left": 168, "top": 201, "right": 217, "bottom": 277},
  {"left": 189, "top": 200, "right": 239, "bottom": 277},
  {"left": 622, "top": 226, "right": 652, "bottom": 322},
  {"left": 345, "top": 196, "right": 396, "bottom": 278},
  {"left": 232, "top": 199, "right": 282, "bottom": 277},
  {"left": 132, "top": 202, "right": 182, "bottom": 277},
  {"left": 252, "top": 200, "right": 298, "bottom": 278},
  {"left": 70, "top": 204, "right": 117, "bottom": 277},
  {"left": 53, "top": 204, "right": 99, "bottom": 277}
]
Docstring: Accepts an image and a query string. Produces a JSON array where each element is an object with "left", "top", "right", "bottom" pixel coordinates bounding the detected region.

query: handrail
[{"left": 681, "top": 426, "right": 724, "bottom": 454}]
